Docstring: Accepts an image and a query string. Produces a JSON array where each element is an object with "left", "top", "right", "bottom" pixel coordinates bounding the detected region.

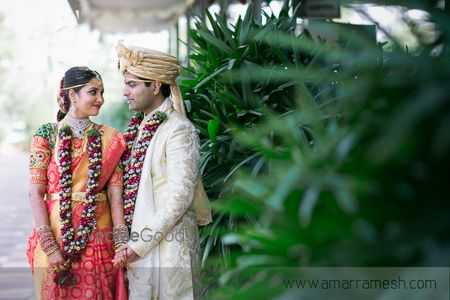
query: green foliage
[
  {"left": 99, "top": 101, "right": 134, "bottom": 132},
  {"left": 181, "top": 6, "right": 320, "bottom": 269},
  {"left": 182, "top": 1, "right": 450, "bottom": 299}
]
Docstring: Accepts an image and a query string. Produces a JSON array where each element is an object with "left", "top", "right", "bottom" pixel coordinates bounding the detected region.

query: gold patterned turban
[{"left": 116, "top": 40, "right": 185, "bottom": 114}]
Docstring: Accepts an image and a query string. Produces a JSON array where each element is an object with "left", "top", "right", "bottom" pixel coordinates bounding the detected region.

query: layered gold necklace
[
  {"left": 65, "top": 114, "right": 93, "bottom": 158},
  {"left": 65, "top": 114, "right": 92, "bottom": 139}
]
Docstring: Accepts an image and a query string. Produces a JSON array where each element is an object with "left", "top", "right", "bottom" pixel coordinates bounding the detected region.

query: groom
[{"left": 113, "top": 40, "right": 212, "bottom": 299}]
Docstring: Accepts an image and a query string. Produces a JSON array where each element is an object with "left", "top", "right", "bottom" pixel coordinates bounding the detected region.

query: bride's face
[{"left": 69, "top": 78, "right": 105, "bottom": 117}]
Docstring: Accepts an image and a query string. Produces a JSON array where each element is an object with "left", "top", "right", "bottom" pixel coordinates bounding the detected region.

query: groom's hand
[
  {"left": 125, "top": 245, "right": 139, "bottom": 263},
  {"left": 112, "top": 244, "right": 139, "bottom": 268}
]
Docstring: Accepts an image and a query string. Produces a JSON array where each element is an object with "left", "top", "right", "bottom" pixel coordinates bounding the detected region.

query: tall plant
[{"left": 180, "top": 6, "right": 332, "bottom": 270}]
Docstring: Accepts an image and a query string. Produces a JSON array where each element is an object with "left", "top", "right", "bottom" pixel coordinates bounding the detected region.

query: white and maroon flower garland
[
  {"left": 122, "top": 111, "right": 167, "bottom": 231},
  {"left": 56, "top": 125, "right": 102, "bottom": 286},
  {"left": 121, "top": 112, "right": 144, "bottom": 166}
]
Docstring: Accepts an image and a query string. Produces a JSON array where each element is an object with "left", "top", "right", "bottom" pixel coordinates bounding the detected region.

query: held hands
[{"left": 112, "top": 243, "right": 138, "bottom": 269}]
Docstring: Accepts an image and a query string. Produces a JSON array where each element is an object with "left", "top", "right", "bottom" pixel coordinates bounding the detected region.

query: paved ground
[{"left": 0, "top": 152, "right": 35, "bottom": 299}]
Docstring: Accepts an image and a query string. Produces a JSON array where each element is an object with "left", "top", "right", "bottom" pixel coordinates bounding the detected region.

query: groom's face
[{"left": 122, "top": 72, "right": 156, "bottom": 113}]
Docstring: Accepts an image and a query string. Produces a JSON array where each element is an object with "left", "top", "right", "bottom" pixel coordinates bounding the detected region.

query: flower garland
[
  {"left": 122, "top": 112, "right": 144, "bottom": 165},
  {"left": 122, "top": 111, "right": 168, "bottom": 231},
  {"left": 55, "top": 124, "right": 102, "bottom": 286}
]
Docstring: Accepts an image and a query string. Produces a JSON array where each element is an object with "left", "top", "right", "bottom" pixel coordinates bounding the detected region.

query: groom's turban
[
  {"left": 116, "top": 40, "right": 185, "bottom": 114},
  {"left": 116, "top": 40, "right": 182, "bottom": 85}
]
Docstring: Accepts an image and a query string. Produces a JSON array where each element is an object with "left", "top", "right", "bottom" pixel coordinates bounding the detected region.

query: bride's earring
[{"left": 71, "top": 100, "right": 77, "bottom": 113}]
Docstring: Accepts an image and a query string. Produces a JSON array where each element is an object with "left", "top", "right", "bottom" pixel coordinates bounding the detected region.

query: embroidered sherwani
[{"left": 127, "top": 99, "right": 202, "bottom": 300}]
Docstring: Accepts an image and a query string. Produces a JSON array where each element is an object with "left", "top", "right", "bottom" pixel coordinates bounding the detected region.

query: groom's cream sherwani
[{"left": 127, "top": 99, "right": 203, "bottom": 300}]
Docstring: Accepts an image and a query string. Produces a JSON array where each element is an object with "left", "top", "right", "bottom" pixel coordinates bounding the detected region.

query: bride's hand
[
  {"left": 48, "top": 250, "right": 66, "bottom": 272},
  {"left": 112, "top": 244, "right": 128, "bottom": 268}
]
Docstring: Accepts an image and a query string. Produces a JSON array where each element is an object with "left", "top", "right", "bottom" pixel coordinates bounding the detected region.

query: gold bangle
[
  {"left": 114, "top": 242, "right": 126, "bottom": 250},
  {"left": 113, "top": 224, "right": 129, "bottom": 245},
  {"left": 44, "top": 245, "right": 59, "bottom": 256},
  {"left": 113, "top": 224, "right": 128, "bottom": 229},
  {"left": 36, "top": 225, "right": 52, "bottom": 234}
]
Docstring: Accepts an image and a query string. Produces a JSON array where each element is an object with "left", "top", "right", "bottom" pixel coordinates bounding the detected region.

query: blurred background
[{"left": 0, "top": 0, "right": 449, "bottom": 299}]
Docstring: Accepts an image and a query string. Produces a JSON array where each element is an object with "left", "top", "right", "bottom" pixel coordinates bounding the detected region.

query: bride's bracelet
[
  {"left": 36, "top": 225, "right": 59, "bottom": 256},
  {"left": 113, "top": 224, "right": 129, "bottom": 249}
]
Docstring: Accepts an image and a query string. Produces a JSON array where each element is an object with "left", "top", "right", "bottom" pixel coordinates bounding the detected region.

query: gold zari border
[{"left": 45, "top": 192, "right": 107, "bottom": 202}]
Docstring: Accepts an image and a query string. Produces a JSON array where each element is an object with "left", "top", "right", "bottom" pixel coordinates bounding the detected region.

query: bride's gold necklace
[
  {"left": 65, "top": 114, "right": 92, "bottom": 138},
  {"left": 65, "top": 114, "right": 93, "bottom": 158}
]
